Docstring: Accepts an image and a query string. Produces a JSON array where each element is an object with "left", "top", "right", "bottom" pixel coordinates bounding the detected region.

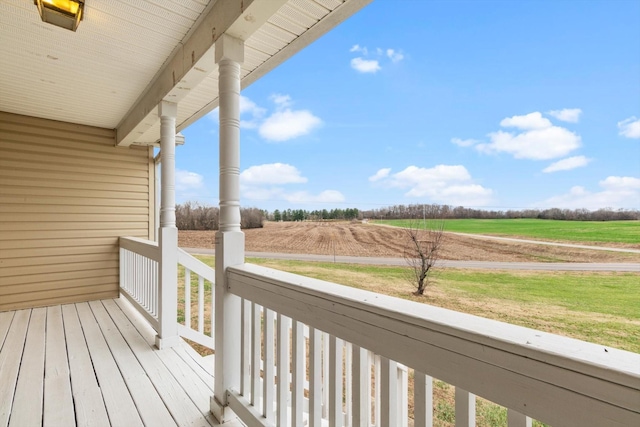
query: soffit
[
  {"left": 0, "top": 0, "right": 211, "bottom": 129},
  {"left": 0, "top": 0, "right": 369, "bottom": 146}
]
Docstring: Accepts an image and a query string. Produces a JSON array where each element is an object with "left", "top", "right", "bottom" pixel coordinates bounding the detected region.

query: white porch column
[
  {"left": 211, "top": 33, "right": 245, "bottom": 424},
  {"left": 155, "top": 100, "right": 180, "bottom": 349}
]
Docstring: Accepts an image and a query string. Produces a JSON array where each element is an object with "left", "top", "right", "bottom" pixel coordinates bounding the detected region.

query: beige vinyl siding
[{"left": 0, "top": 112, "right": 154, "bottom": 311}]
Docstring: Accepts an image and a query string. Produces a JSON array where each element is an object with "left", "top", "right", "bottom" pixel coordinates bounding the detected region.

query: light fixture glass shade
[{"left": 35, "top": 0, "right": 84, "bottom": 32}]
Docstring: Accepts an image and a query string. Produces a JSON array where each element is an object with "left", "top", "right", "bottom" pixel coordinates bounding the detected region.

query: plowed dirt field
[{"left": 178, "top": 221, "right": 640, "bottom": 263}]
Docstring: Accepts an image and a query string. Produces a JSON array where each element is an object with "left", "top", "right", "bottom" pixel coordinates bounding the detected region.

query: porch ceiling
[{"left": 0, "top": 0, "right": 370, "bottom": 146}]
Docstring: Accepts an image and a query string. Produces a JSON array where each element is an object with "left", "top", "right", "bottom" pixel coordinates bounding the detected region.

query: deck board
[
  {"left": 88, "top": 300, "right": 176, "bottom": 427},
  {"left": 0, "top": 298, "right": 236, "bottom": 427},
  {"left": 43, "top": 305, "right": 75, "bottom": 427},
  {"left": 62, "top": 303, "right": 111, "bottom": 427},
  {"left": 0, "top": 311, "right": 14, "bottom": 348},
  {"left": 9, "top": 307, "right": 46, "bottom": 427},
  {"left": 0, "top": 310, "right": 30, "bottom": 427},
  {"left": 101, "top": 300, "right": 209, "bottom": 427},
  {"left": 76, "top": 302, "right": 144, "bottom": 427}
]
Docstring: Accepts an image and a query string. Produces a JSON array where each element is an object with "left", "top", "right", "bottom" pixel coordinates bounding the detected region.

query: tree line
[
  {"left": 175, "top": 201, "right": 638, "bottom": 230},
  {"left": 176, "top": 202, "right": 265, "bottom": 230},
  {"left": 270, "top": 208, "right": 360, "bottom": 222},
  {"left": 360, "top": 204, "right": 639, "bottom": 221}
]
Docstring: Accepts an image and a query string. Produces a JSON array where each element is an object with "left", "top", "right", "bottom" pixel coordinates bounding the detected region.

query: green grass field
[{"left": 375, "top": 218, "right": 640, "bottom": 244}]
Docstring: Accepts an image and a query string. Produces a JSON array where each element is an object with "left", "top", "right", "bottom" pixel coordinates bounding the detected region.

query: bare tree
[{"left": 403, "top": 220, "right": 445, "bottom": 295}]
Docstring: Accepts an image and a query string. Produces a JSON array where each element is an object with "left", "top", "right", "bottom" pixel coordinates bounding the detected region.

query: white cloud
[
  {"left": 371, "top": 165, "right": 493, "bottom": 206},
  {"left": 239, "top": 95, "right": 266, "bottom": 129},
  {"left": 350, "top": 44, "right": 368, "bottom": 55},
  {"left": 451, "top": 137, "right": 479, "bottom": 147},
  {"left": 536, "top": 176, "right": 640, "bottom": 209},
  {"left": 547, "top": 108, "right": 582, "bottom": 123},
  {"left": 174, "top": 169, "right": 208, "bottom": 202},
  {"left": 240, "top": 163, "right": 344, "bottom": 206},
  {"left": 224, "top": 94, "right": 322, "bottom": 142},
  {"left": 175, "top": 169, "right": 203, "bottom": 191},
  {"left": 476, "top": 112, "right": 581, "bottom": 160},
  {"left": 259, "top": 109, "right": 322, "bottom": 142},
  {"left": 542, "top": 155, "right": 592, "bottom": 173},
  {"left": 386, "top": 49, "right": 404, "bottom": 63},
  {"left": 618, "top": 116, "right": 640, "bottom": 138},
  {"left": 368, "top": 168, "right": 391, "bottom": 182},
  {"left": 242, "top": 187, "right": 345, "bottom": 204},
  {"left": 500, "top": 112, "right": 552, "bottom": 130},
  {"left": 349, "top": 44, "right": 404, "bottom": 73},
  {"left": 239, "top": 95, "right": 265, "bottom": 116},
  {"left": 270, "top": 93, "right": 292, "bottom": 109},
  {"left": 240, "top": 163, "right": 307, "bottom": 185},
  {"left": 350, "top": 57, "right": 381, "bottom": 73}
]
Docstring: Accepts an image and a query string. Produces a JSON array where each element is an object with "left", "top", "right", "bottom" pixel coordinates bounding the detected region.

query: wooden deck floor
[{"left": 0, "top": 297, "right": 243, "bottom": 427}]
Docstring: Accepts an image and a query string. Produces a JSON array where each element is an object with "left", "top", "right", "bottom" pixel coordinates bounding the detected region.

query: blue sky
[{"left": 176, "top": 0, "right": 640, "bottom": 212}]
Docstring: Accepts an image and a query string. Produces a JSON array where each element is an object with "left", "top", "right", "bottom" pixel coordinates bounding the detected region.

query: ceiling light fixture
[{"left": 34, "top": 0, "right": 84, "bottom": 32}]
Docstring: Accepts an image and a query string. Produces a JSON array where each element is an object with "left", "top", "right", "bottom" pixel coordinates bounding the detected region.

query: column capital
[
  {"left": 158, "top": 100, "right": 177, "bottom": 118},
  {"left": 215, "top": 33, "right": 244, "bottom": 64}
]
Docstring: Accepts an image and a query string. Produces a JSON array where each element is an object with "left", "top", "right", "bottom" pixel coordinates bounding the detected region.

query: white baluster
[
  {"left": 263, "top": 308, "right": 275, "bottom": 423},
  {"left": 455, "top": 388, "right": 475, "bottom": 427},
  {"left": 309, "top": 327, "right": 322, "bottom": 427},
  {"left": 413, "top": 371, "right": 433, "bottom": 427},
  {"left": 277, "top": 314, "right": 290, "bottom": 426},
  {"left": 292, "top": 321, "right": 304, "bottom": 426}
]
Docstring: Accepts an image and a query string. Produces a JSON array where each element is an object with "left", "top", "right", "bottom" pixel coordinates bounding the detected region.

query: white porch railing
[
  {"left": 225, "top": 263, "right": 640, "bottom": 427},
  {"left": 119, "top": 237, "right": 216, "bottom": 350},
  {"left": 119, "top": 241, "right": 640, "bottom": 426},
  {"left": 119, "top": 236, "right": 160, "bottom": 330},
  {"left": 177, "top": 247, "right": 215, "bottom": 349}
]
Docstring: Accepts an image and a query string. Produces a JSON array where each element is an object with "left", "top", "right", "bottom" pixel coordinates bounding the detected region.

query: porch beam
[
  {"left": 115, "top": 0, "right": 287, "bottom": 146},
  {"left": 211, "top": 33, "right": 245, "bottom": 424}
]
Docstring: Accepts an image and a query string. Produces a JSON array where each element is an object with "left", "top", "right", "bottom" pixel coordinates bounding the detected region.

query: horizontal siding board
[
  {"left": 0, "top": 112, "right": 114, "bottom": 138},
  {"left": 0, "top": 168, "right": 149, "bottom": 186},
  {"left": 0, "top": 204, "right": 149, "bottom": 215},
  {"left": 0, "top": 121, "right": 115, "bottom": 143},
  {"left": 0, "top": 113, "right": 150, "bottom": 309},
  {"left": 0, "top": 284, "right": 118, "bottom": 305},
  {"left": 0, "top": 149, "right": 149, "bottom": 172},
  {"left": 1, "top": 275, "right": 119, "bottom": 297},
  {"left": 1, "top": 230, "right": 147, "bottom": 241},
  {"left": 2, "top": 245, "right": 117, "bottom": 260},
  {"left": 0, "top": 186, "right": 149, "bottom": 200},
  {"left": 0, "top": 237, "right": 119, "bottom": 251},
  {"left": 0, "top": 177, "right": 149, "bottom": 194},
  {"left": 0, "top": 252, "right": 119, "bottom": 269},
  {"left": 1, "top": 268, "right": 118, "bottom": 288},
  {"left": 1, "top": 291, "right": 119, "bottom": 312},
  {"left": 0, "top": 213, "right": 149, "bottom": 224},
  {"left": 0, "top": 159, "right": 149, "bottom": 179},
  {"left": 0, "top": 138, "right": 148, "bottom": 165},
  {"left": 0, "top": 260, "right": 120, "bottom": 279},
  {"left": 0, "top": 195, "right": 149, "bottom": 208},
  {"left": 0, "top": 222, "right": 149, "bottom": 232},
  {"left": 0, "top": 123, "right": 117, "bottom": 147}
]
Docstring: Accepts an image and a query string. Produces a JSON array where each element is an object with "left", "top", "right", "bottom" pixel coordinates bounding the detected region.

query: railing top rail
[
  {"left": 177, "top": 248, "right": 215, "bottom": 283},
  {"left": 227, "top": 263, "right": 640, "bottom": 427},
  {"left": 119, "top": 236, "right": 160, "bottom": 261}
]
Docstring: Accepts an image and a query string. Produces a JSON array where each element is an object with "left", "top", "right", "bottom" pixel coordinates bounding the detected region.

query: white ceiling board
[
  {"left": 0, "top": 0, "right": 207, "bottom": 128},
  {"left": 0, "top": 0, "right": 371, "bottom": 146}
]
